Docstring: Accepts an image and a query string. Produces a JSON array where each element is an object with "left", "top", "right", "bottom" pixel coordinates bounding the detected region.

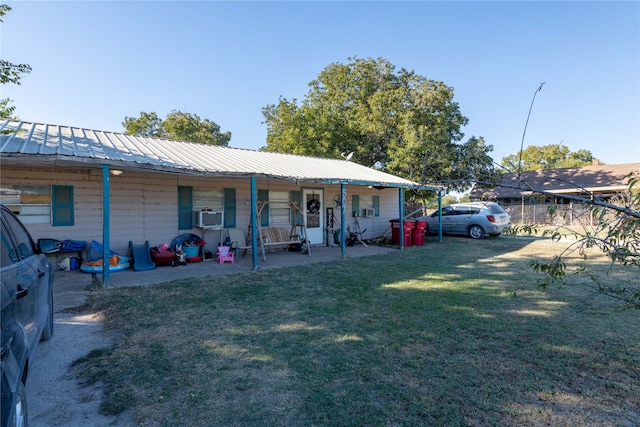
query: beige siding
[
  {"left": 2, "top": 166, "right": 402, "bottom": 258},
  {"left": 343, "top": 186, "right": 398, "bottom": 239}
]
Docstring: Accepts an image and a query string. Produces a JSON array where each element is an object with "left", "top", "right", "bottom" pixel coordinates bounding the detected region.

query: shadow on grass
[{"left": 76, "top": 237, "right": 640, "bottom": 426}]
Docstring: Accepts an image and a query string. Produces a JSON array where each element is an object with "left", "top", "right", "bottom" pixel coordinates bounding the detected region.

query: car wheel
[
  {"left": 41, "top": 286, "right": 54, "bottom": 341},
  {"left": 10, "top": 381, "right": 28, "bottom": 427},
  {"left": 468, "top": 225, "right": 486, "bottom": 239}
]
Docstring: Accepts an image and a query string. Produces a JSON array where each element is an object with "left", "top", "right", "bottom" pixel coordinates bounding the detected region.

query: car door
[
  {"left": 0, "top": 210, "right": 42, "bottom": 350},
  {"left": 448, "top": 206, "right": 472, "bottom": 234},
  {"left": 432, "top": 206, "right": 457, "bottom": 234}
]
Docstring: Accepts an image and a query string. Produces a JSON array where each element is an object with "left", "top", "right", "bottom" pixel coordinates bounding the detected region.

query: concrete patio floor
[{"left": 53, "top": 243, "right": 400, "bottom": 295}]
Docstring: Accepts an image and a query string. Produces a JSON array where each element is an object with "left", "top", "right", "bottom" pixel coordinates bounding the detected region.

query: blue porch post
[
  {"left": 438, "top": 189, "right": 443, "bottom": 242},
  {"left": 340, "top": 183, "right": 346, "bottom": 258},
  {"left": 398, "top": 187, "right": 405, "bottom": 250},
  {"left": 102, "top": 164, "right": 111, "bottom": 287},
  {"left": 250, "top": 176, "right": 258, "bottom": 270}
]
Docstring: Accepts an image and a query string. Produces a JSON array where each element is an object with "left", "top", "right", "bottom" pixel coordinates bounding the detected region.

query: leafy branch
[{"left": 513, "top": 172, "right": 640, "bottom": 309}]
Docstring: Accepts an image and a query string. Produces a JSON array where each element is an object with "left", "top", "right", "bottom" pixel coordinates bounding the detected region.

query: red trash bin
[
  {"left": 404, "top": 220, "right": 416, "bottom": 246},
  {"left": 390, "top": 219, "right": 414, "bottom": 246},
  {"left": 412, "top": 220, "right": 427, "bottom": 246}
]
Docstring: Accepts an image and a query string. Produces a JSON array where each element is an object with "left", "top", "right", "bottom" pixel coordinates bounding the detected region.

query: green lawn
[{"left": 75, "top": 237, "right": 640, "bottom": 426}]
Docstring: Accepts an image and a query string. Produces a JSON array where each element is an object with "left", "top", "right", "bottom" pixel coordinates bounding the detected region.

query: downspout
[
  {"left": 250, "top": 176, "right": 258, "bottom": 270},
  {"left": 340, "top": 184, "right": 346, "bottom": 258},
  {"left": 399, "top": 188, "right": 405, "bottom": 250},
  {"left": 102, "top": 164, "right": 110, "bottom": 287}
]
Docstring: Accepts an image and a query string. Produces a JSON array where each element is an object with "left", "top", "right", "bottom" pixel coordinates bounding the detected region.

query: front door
[{"left": 303, "top": 189, "right": 324, "bottom": 244}]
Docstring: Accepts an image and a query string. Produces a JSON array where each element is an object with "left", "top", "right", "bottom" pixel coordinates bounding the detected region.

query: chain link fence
[{"left": 501, "top": 202, "right": 599, "bottom": 226}]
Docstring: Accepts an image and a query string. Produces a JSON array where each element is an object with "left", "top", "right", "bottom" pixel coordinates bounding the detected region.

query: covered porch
[{"left": 52, "top": 243, "right": 402, "bottom": 293}]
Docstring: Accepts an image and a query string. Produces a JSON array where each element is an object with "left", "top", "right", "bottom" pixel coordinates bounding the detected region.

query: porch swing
[{"left": 250, "top": 200, "right": 312, "bottom": 261}]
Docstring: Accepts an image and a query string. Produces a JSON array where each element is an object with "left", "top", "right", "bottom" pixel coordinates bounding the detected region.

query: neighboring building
[
  {"left": 470, "top": 162, "right": 640, "bottom": 225},
  {"left": 0, "top": 120, "right": 424, "bottom": 269}
]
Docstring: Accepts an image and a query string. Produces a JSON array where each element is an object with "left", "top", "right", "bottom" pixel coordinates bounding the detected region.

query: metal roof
[
  {"left": 0, "top": 120, "right": 420, "bottom": 188},
  {"left": 471, "top": 163, "right": 640, "bottom": 199}
]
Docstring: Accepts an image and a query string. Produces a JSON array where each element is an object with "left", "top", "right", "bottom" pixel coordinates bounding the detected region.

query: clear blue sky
[{"left": 2, "top": 1, "right": 639, "bottom": 166}]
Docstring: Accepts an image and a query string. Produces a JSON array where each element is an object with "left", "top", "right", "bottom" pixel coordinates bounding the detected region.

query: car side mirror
[{"left": 37, "top": 239, "right": 63, "bottom": 254}]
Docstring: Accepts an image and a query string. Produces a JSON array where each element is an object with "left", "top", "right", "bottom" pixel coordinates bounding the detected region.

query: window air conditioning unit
[
  {"left": 362, "top": 208, "right": 375, "bottom": 217},
  {"left": 194, "top": 211, "right": 223, "bottom": 229}
]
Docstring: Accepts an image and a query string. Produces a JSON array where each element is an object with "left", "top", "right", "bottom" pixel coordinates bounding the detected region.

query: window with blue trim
[{"left": 352, "top": 194, "right": 379, "bottom": 217}]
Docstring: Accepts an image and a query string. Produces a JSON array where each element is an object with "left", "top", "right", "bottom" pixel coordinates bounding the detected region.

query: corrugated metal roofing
[{"left": 0, "top": 120, "right": 421, "bottom": 188}]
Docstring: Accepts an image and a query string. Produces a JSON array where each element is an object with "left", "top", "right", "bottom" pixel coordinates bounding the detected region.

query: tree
[
  {"left": 0, "top": 5, "right": 31, "bottom": 85},
  {"left": 1, "top": 5, "right": 31, "bottom": 119},
  {"left": 440, "top": 194, "right": 458, "bottom": 206},
  {"left": 122, "top": 111, "right": 163, "bottom": 138},
  {"left": 122, "top": 110, "right": 231, "bottom": 146},
  {"left": 0, "top": 97, "right": 17, "bottom": 119},
  {"left": 501, "top": 144, "right": 595, "bottom": 172},
  {"left": 262, "top": 57, "right": 497, "bottom": 195}
]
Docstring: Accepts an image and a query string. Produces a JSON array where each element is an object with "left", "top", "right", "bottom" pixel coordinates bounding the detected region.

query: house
[
  {"left": 470, "top": 162, "right": 640, "bottom": 225},
  {"left": 0, "top": 120, "right": 428, "bottom": 275}
]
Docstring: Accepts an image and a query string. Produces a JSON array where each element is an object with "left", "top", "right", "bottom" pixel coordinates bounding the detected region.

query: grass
[{"left": 73, "top": 237, "right": 640, "bottom": 426}]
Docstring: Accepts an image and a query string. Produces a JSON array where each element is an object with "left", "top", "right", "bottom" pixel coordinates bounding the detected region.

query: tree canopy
[
  {"left": 261, "top": 57, "right": 496, "bottom": 194},
  {"left": 501, "top": 144, "right": 595, "bottom": 172},
  {"left": 122, "top": 110, "right": 231, "bottom": 146}
]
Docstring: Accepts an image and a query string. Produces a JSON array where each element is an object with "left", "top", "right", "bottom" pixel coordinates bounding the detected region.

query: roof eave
[{"left": 1, "top": 153, "right": 426, "bottom": 189}]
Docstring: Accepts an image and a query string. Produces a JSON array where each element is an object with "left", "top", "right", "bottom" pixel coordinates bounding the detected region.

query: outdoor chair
[
  {"left": 227, "top": 228, "right": 251, "bottom": 259},
  {"left": 217, "top": 246, "right": 235, "bottom": 264}
]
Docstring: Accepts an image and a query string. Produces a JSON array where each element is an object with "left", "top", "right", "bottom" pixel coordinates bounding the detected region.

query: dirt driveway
[
  {"left": 26, "top": 271, "right": 134, "bottom": 427},
  {"left": 26, "top": 245, "right": 395, "bottom": 426}
]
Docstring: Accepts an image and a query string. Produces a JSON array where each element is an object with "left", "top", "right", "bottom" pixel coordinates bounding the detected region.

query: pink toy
[{"left": 217, "top": 246, "right": 235, "bottom": 264}]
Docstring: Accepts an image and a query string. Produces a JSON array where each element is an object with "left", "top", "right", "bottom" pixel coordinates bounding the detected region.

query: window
[
  {"left": 178, "top": 186, "right": 193, "bottom": 230},
  {"left": 352, "top": 194, "right": 379, "bottom": 217},
  {"left": 193, "top": 188, "right": 235, "bottom": 229},
  {"left": 193, "top": 189, "right": 224, "bottom": 212},
  {"left": 52, "top": 186, "right": 74, "bottom": 226},
  {"left": 442, "top": 206, "right": 455, "bottom": 216},
  {"left": 0, "top": 185, "right": 75, "bottom": 225},
  {"left": 1, "top": 210, "right": 35, "bottom": 266},
  {"left": 257, "top": 190, "right": 293, "bottom": 226},
  {"left": 269, "top": 191, "right": 290, "bottom": 224},
  {"left": 1, "top": 221, "right": 17, "bottom": 267}
]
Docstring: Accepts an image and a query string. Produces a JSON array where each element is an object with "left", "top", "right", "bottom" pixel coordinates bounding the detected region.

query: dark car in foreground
[
  {"left": 1, "top": 205, "right": 62, "bottom": 427},
  {"left": 419, "top": 202, "right": 511, "bottom": 239}
]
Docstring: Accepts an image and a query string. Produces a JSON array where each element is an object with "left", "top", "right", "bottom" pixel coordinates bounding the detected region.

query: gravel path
[{"left": 26, "top": 273, "right": 134, "bottom": 427}]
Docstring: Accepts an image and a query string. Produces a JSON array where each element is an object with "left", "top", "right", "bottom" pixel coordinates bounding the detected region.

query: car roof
[{"left": 448, "top": 202, "right": 498, "bottom": 208}]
